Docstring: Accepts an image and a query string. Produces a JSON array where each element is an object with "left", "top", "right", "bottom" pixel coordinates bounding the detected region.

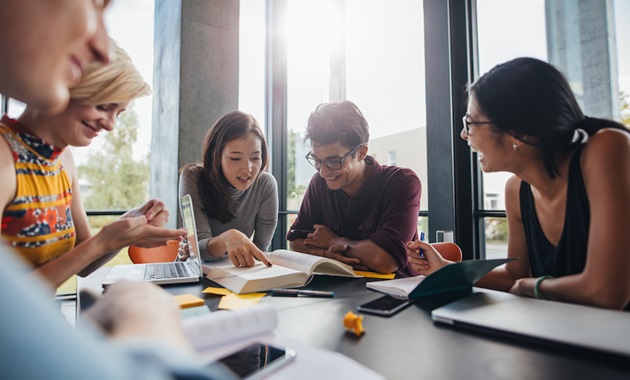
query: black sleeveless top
[{"left": 520, "top": 146, "right": 589, "bottom": 278}]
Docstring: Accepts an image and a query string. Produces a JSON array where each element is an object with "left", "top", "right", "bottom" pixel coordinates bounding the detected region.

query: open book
[
  {"left": 203, "top": 249, "right": 361, "bottom": 294},
  {"left": 182, "top": 303, "right": 277, "bottom": 352},
  {"left": 367, "top": 258, "right": 514, "bottom": 299}
]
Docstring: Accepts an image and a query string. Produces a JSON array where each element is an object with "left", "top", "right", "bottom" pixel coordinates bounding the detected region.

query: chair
[
  {"left": 431, "top": 242, "right": 463, "bottom": 263},
  {"left": 128, "top": 240, "right": 179, "bottom": 264}
]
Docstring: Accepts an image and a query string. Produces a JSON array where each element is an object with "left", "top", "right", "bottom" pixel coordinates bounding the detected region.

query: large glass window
[
  {"left": 280, "top": 0, "right": 427, "bottom": 241},
  {"left": 71, "top": 0, "right": 155, "bottom": 213}
]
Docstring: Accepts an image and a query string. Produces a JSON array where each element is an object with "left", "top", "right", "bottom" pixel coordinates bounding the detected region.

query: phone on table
[
  {"left": 215, "top": 342, "right": 296, "bottom": 379},
  {"left": 358, "top": 295, "right": 413, "bottom": 317}
]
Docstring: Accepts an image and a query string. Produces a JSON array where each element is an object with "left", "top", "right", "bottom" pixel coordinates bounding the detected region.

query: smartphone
[
  {"left": 358, "top": 295, "right": 413, "bottom": 317},
  {"left": 289, "top": 229, "right": 314, "bottom": 239},
  {"left": 216, "top": 343, "right": 296, "bottom": 379}
]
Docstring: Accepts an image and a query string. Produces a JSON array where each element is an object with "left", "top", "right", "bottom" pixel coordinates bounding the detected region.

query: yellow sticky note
[
  {"left": 354, "top": 270, "right": 396, "bottom": 279},
  {"left": 173, "top": 294, "right": 205, "bottom": 309},
  {"left": 203, "top": 287, "right": 233, "bottom": 296},
  {"left": 217, "top": 293, "right": 266, "bottom": 310}
]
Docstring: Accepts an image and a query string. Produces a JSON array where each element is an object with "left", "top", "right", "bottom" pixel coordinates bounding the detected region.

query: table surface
[{"left": 77, "top": 268, "right": 630, "bottom": 380}]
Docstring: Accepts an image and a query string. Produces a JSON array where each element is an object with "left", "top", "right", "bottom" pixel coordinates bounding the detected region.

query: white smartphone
[
  {"left": 358, "top": 295, "right": 413, "bottom": 317},
  {"left": 216, "top": 342, "right": 297, "bottom": 379}
]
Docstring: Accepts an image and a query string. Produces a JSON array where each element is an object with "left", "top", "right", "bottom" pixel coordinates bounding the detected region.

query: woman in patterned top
[{"left": 0, "top": 40, "right": 186, "bottom": 288}]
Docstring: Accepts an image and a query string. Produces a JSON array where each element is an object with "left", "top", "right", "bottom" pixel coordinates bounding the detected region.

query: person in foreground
[
  {"left": 0, "top": 41, "right": 186, "bottom": 289},
  {"left": 179, "top": 111, "right": 278, "bottom": 268},
  {"left": 0, "top": 1, "right": 235, "bottom": 378},
  {"left": 407, "top": 57, "right": 630, "bottom": 310},
  {"left": 287, "top": 100, "right": 421, "bottom": 275}
]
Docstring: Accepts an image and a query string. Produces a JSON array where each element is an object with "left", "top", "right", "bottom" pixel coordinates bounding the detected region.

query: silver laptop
[
  {"left": 102, "top": 194, "right": 202, "bottom": 286},
  {"left": 432, "top": 288, "right": 630, "bottom": 358}
]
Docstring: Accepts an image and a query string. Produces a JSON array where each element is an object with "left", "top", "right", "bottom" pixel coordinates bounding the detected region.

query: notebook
[
  {"left": 431, "top": 288, "right": 630, "bottom": 358},
  {"left": 102, "top": 194, "right": 202, "bottom": 286}
]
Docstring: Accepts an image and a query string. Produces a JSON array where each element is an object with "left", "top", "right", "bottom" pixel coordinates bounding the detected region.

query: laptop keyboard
[{"left": 144, "top": 262, "right": 192, "bottom": 280}]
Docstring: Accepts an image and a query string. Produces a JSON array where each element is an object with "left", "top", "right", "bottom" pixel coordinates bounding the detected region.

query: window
[{"left": 271, "top": 0, "right": 428, "bottom": 246}]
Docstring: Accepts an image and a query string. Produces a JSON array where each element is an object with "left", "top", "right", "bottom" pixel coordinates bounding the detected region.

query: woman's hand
[
  {"left": 508, "top": 277, "right": 536, "bottom": 298},
  {"left": 224, "top": 229, "right": 272, "bottom": 268},
  {"left": 96, "top": 216, "right": 186, "bottom": 252},
  {"left": 406, "top": 240, "right": 452, "bottom": 276},
  {"left": 121, "top": 199, "right": 169, "bottom": 227},
  {"left": 177, "top": 237, "right": 190, "bottom": 261}
]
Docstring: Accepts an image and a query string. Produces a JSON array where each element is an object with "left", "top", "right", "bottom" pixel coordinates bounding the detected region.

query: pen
[
  {"left": 270, "top": 289, "right": 335, "bottom": 298},
  {"left": 419, "top": 231, "right": 426, "bottom": 258}
]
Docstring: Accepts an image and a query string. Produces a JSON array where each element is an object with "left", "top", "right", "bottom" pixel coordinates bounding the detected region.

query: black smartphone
[
  {"left": 216, "top": 343, "right": 296, "bottom": 379},
  {"left": 289, "top": 229, "right": 314, "bottom": 239},
  {"left": 358, "top": 295, "right": 413, "bottom": 317}
]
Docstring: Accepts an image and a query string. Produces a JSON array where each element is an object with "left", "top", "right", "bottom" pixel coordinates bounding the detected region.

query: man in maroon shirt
[{"left": 287, "top": 101, "right": 421, "bottom": 276}]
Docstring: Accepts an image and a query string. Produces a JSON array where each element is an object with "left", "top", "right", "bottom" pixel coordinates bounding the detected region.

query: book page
[
  {"left": 182, "top": 303, "right": 277, "bottom": 351},
  {"left": 267, "top": 249, "right": 326, "bottom": 273},
  {"left": 366, "top": 276, "right": 426, "bottom": 298},
  {"left": 204, "top": 263, "right": 307, "bottom": 293},
  {"left": 267, "top": 249, "right": 358, "bottom": 277}
]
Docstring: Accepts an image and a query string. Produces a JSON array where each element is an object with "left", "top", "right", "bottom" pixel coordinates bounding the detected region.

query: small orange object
[{"left": 343, "top": 311, "right": 365, "bottom": 336}]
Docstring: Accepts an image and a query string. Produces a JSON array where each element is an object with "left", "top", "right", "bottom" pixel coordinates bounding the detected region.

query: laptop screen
[{"left": 179, "top": 194, "right": 202, "bottom": 276}]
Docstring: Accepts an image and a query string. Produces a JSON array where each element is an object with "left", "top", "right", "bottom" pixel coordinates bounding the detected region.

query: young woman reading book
[{"left": 179, "top": 111, "right": 278, "bottom": 268}]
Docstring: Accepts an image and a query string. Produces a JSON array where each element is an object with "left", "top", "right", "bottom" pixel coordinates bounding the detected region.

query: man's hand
[
  {"left": 304, "top": 224, "right": 339, "bottom": 249},
  {"left": 322, "top": 244, "right": 361, "bottom": 266}
]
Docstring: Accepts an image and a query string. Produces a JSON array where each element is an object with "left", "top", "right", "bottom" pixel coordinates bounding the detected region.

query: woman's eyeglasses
[
  {"left": 305, "top": 144, "right": 364, "bottom": 170},
  {"left": 462, "top": 115, "right": 495, "bottom": 135}
]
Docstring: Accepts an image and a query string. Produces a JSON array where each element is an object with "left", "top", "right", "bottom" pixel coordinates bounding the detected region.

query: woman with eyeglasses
[
  {"left": 179, "top": 111, "right": 278, "bottom": 268},
  {"left": 407, "top": 57, "right": 630, "bottom": 310},
  {"left": 287, "top": 100, "right": 421, "bottom": 275}
]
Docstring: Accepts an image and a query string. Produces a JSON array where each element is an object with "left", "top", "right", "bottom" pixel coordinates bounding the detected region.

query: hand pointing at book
[
  {"left": 208, "top": 229, "right": 271, "bottom": 268},
  {"left": 406, "top": 240, "right": 452, "bottom": 276}
]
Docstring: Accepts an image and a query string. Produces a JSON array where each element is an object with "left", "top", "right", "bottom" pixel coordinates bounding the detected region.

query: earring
[{"left": 512, "top": 144, "right": 519, "bottom": 152}]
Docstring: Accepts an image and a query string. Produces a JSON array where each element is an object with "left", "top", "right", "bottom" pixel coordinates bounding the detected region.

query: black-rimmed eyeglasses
[
  {"left": 462, "top": 115, "right": 495, "bottom": 135},
  {"left": 305, "top": 144, "right": 364, "bottom": 170}
]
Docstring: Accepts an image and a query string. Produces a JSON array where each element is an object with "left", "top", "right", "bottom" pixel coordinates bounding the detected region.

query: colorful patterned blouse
[{"left": 0, "top": 115, "right": 76, "bottom": 267}]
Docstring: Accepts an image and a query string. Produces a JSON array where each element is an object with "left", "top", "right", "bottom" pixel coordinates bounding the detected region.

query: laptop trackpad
[{"left": 105, "top": 265, "right": 146, "bottom": 281}]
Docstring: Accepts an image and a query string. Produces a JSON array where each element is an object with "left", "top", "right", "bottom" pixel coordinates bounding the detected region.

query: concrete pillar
[
  {"left": 152, "top": 0, "right": 239, "bottom": 226},
  {"left": 546, "top": 0, "right": 619, "bottom": 120}
]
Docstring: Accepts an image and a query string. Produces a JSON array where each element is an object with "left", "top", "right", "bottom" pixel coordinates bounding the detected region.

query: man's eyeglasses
[
  {"left": 462, "top": 115, "right": 495, "bottom": 135},
  {"left": 305, "top": 144, "right": 364, "bottom": 170}
]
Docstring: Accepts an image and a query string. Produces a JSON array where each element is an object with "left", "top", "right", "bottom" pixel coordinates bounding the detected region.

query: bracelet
[{"left": 534, "top": 275, "right": 554, "bottom": 299}]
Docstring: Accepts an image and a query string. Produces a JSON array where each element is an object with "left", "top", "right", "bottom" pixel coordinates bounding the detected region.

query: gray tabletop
[{"left": 78, "top": 270, "right": 630, "bottom": 379}]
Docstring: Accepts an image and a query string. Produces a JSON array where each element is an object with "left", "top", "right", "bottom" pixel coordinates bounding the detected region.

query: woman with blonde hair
[{"left": 0, "top": 40, "right": 185, "bottom": 288}]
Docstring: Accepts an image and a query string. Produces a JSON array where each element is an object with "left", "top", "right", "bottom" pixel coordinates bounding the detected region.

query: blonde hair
[{"left": 69, "top": 39, "right": 151, "bottom": 105}]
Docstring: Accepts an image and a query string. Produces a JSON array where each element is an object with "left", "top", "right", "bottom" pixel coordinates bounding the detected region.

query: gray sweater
[{"left": 178, "top": 166, "right": 278, "bottom": 261}]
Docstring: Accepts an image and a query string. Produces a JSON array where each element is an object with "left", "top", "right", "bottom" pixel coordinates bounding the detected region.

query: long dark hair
[
  {"left": 182, "top": 111, "right": 268, "bottom": 223},
  {"left": 469, "top": 57, "right": 627, "bottom": 178}
]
